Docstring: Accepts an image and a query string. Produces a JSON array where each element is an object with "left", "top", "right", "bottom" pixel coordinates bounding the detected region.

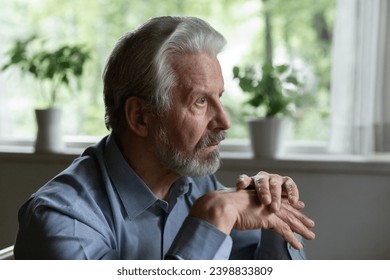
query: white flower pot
[
  {"left": 34, "top": 107, "right": 64, "bottom": 153},
  {"left": 248, "top": 117, "right": 289, "bottom": 158}
]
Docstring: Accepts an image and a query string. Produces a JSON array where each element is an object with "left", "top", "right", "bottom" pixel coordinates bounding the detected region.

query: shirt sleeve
[
  {"left": 165, "top": 216, "right": 232, "bottom": 260},
  {"left": 229, "top": 229, "right": 307, "bottom": 260},
  {"left": 253, "top": 229, "right": 306, "bottom": 260},
  {"left": 14, "top": 202, "right": 119, "bottom": 260}
]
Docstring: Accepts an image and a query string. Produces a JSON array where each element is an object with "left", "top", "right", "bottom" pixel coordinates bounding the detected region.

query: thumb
[{"left": 235, "top": 174, "right": 253, "bottom": 189}]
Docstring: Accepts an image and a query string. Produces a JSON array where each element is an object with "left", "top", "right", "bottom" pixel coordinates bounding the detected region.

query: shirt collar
[
  {"left": 103, "top": 134, "right": 158, "bottom": 220},
  {"left": 102, "top": 134, "right": 193, "bottom": 220}
]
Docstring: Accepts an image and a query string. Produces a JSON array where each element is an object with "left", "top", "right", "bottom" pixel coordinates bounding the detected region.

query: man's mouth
[
  {"left": 208, "top": 141, "right": 220, "bottom": 146},
  {"left": 197, "top": 131, "right": 226, "bottom": 150}
]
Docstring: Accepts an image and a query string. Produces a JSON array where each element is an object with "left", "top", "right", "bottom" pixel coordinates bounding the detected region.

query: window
[{"left": 0, "top": 0, "right": 336, "bottom": 152}]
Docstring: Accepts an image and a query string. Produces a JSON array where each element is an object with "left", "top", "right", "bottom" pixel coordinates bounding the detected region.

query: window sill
[
  {"left": 219, "top": 139, "right": 390, "bottom": 175},
  {"left": 220, "top": 150, "right": 390, "bottom": 175},
  {"left": 0, "top": 135, "right": 100, "bottom": 155},
  {"left": 1, "top": 137, "right": 389, "bottom": 174}
]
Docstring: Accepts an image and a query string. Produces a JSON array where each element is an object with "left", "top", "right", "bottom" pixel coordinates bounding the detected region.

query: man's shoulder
[{"left": 25, "top": 139, "right": 109, "bottom": 212}]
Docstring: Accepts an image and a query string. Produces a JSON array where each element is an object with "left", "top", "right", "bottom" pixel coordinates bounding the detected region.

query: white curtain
[{"left": 329, "top": 0, "right": 390, "bottom": 155}]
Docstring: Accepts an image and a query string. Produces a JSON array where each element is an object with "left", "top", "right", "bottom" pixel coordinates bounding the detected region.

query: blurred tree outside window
[{"left": 0, "top": 0, "right": 336, "bottom": 144}]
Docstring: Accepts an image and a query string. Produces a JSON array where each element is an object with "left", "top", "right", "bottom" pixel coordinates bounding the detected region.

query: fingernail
[
  {"left": 252, "top": 174, "right": 262, "bottom": 182},
  {"left": 295, "top": 201, "right": 305, "bottom": 207}
]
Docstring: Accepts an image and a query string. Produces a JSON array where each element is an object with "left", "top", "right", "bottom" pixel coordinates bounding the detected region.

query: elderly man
[{"left": 14, "top": 16, "right": 315, "bottom": 260}]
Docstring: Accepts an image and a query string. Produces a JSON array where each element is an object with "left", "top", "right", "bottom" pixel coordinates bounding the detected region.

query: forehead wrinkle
[{"left": 171, "top": 54, "right": 223, "bottom": 102}]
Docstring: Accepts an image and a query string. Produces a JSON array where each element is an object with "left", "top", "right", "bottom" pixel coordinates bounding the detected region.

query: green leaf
[
  {"left": 232, "top": 66, "right": 240, "bottom": 78},
  {"left": 1, "top": 34, "right": 91, "bottom": 106},
  {"left": 274, "top": 64, "right": 289, "bottom": 74}
]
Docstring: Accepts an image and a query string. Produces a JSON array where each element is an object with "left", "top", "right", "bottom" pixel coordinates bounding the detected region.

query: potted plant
[
  {"left": 2, "top": 35, "right": 90, "bottom": 153},
  {"left": 232, "top": 0, "right": 316, "bottom": 158},
  {"left": 233, "top": 62, "right": 305, "bottom": 158}
]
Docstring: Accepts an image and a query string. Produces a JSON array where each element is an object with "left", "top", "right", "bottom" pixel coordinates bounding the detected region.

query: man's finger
[
  {"left": 282, "top": 176, "right": 299, "bottom": 205},
  {"left": 278, "top": 203, "right": 316, "bottom": 240},
  {"left": 252, "top": 172, "right": 272, "bottom": 206},
  {"left": 271, "top": 220, "right": 303, "bottom": 250},
  {"left": 235, "top": 174, "right": 252, "bottom": 189},
  {"left": 269, "top": 175, "right": 283, "bottom": 211}
]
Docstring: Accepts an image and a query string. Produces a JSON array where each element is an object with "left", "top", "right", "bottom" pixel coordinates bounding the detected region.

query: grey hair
[{"left": 103, "top": 16, "right": 227, "bottom": 133}]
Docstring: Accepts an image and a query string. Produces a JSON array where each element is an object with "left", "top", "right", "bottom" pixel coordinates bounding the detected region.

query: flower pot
[
  {"left": 34, "top": 107, "right": 64, "bottom": 153},
  {"left": 247, "top": 117, "right": 289, "bottom": 158}
]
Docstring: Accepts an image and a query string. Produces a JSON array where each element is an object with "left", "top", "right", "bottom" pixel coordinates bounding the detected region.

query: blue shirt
[{"left": 14, "top": 134, "right": 306, "bottom": 260}]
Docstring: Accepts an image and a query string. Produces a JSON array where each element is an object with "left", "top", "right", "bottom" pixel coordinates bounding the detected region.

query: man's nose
[{"left": 210, "top": 102, "right": 231, "bottom": 131}]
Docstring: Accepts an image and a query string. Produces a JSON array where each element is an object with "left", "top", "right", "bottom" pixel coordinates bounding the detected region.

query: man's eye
[{"left": 196, "top": 96, "right": 207, "bottom": 105}]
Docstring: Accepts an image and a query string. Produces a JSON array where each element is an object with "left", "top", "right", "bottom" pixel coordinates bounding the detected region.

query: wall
[
  {"left": 0, "top": 152, "right": 76, "bottom": 249},
  {"left": 1, "top": 151, "right": 389, "bottom": 259},
  {"left": 216, "top": 155, "right": 390, "bottom": 260}
]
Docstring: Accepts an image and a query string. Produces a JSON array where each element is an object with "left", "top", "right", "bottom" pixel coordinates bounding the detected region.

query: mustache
[{"left": 196, "top": 130, "right": 226, "bottom": 150}]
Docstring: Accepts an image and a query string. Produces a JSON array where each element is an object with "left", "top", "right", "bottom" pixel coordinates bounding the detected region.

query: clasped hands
[{"left": 190, "top": 171, "right": 315, "bottom": 250}]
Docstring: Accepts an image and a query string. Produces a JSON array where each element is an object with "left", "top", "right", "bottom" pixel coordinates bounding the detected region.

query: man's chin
[
  {"left": 201, "top": 144, "right": 221, "bottom": 156},
  {"left": 154, "top": 142, "right": 221, "bottom": 177},
  {"left": 179, "top": 149, "right": 221, "bottom": 177}
]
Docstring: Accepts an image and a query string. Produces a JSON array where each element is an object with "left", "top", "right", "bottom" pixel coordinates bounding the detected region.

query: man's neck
[{"left": 116, "top": 133, "right": 179, "bottom": 200}]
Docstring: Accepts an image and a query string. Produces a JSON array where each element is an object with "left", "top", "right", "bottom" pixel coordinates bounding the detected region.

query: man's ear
[{"left": 124, "top": 96, "right": 151, "bottom": 137}]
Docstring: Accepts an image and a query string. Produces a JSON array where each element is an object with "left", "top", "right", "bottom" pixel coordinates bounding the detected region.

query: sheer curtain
[{"left": 329, "top": 0, "right": 390, "bottom": 155}]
